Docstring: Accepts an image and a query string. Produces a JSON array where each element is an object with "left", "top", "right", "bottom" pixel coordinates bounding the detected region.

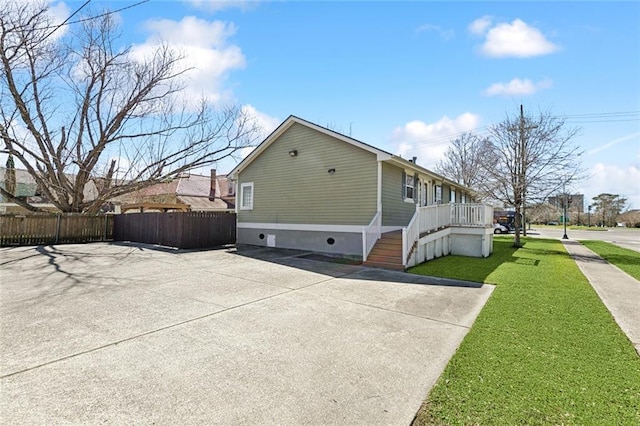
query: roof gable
[
  {"left": 228, "top": 115, "right": 472, "bottom": 194},
  {"left": 229, "top": 115, "right": 391, "bottom": 178}
]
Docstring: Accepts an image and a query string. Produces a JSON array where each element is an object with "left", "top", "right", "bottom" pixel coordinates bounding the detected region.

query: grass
[
  {"left": 580, "top": 240, "right": 640, "bottom": 281},
  {"left": 409, "top": 237, "right": 640, "bottom": 425}
]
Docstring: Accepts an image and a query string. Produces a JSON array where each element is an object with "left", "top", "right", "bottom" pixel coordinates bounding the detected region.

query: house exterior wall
[
  {"left": 237, "top": 228, "right": 362, "bottom": 258},
  {"left": 236, "top": 123, "right": 379, "bottom": 257},
  {"left": 381, "top": 162, "right": 417, "bottom": 227},
  {"left": 237, "top": 122, "right": 378, "bottom": 225}
]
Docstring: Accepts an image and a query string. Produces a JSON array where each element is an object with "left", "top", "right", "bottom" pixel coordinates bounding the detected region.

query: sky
[{"left": 10, "top": 1, "right": 640, "bottom": 209}]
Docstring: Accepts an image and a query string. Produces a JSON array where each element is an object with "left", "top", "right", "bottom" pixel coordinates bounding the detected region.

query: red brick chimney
[{"left": 209, "top": 169, "right": 217, "bottom": 201}]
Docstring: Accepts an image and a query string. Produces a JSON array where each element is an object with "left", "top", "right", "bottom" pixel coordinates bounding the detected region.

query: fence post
[{"left": 55, "top": 214, "right": 61, "bottom": 244}]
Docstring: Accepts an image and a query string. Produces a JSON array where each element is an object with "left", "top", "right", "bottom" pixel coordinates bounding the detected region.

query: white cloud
[
  {"left": 416, "top": 24, "right": 455, "bottom": 40},
  {"left": 390, "top": 113, "right": 481, "bottom": 169},
  {"left": 474, "top": 18, "right": 559, "bottom": 58},
  {"left": 187, "top": 0, "right": 260, "bottom": 13},
  {"left": 483, "top": 78, "right": 553, "bottom": 96},
  {"left": 241, "top": 104, "right": 280, "bottom": 140},
  {"left": 578, "top": 164, "right": 640, "bottom": 210},
  {"left": 468, "top": 15, "right": 493, "bottom": 35},
  {"left": 130, "top": 16, "right": 246, "bottom": 106}
]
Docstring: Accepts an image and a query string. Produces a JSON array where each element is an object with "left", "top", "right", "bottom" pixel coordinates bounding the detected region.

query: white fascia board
[
  {"left": 385, "top": 156, "right": 473, "bottom": 193},
  {"left": 238, "top": 222, "right": 364, "bottom": 233},
  {"left": 228, "top": 117, "right": 298, "bottom": 179}
]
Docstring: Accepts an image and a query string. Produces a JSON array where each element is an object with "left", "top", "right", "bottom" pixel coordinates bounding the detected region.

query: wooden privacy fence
[
  {"left": 0, "top": 214, "right": 114, "bottom": 246},
  {"left": 113, "top": 211, "right": 236, "bottom": 249}
]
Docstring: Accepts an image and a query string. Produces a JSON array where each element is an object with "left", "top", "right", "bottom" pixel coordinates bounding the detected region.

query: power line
[{"left": 43, "top": 0, "right": 91, "bottom": 41}]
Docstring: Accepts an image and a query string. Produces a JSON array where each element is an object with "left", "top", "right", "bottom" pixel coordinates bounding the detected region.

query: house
[
  {"left": 114, "top": 170, "right": 235, "bottom": 213},
  {"left": 229, "top": 115, "right": 494, "bottom": 269}
]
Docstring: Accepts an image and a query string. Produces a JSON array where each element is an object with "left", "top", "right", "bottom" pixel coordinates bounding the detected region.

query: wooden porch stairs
[{"left": 362, "top": 230, "right": 405, "bottom": 271}]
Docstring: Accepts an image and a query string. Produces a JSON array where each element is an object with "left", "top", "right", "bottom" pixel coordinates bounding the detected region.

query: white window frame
[
  {"left": 404, "top": 173, "right": 415, "bottom": 202},
  {"left": 450, "top": 188, "right": 456, "bottom": 203},
  {"left": 240, "top": 182, "right": 254, "bottom": 210},
  {"left": 435, "top": 185, "right": 442, "bottom": 204}
]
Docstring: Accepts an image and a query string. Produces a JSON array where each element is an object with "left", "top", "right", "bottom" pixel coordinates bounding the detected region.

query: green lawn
[
  {"left": 409, "top": 237, "right": 640, "bottom": 425},
  {"left": 580, "top": 240, "right": 640, "bottom": 281}
]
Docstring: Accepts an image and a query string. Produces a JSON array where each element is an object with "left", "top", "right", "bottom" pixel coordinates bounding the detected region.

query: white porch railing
[
  {"left": 403, "top": 203, "right": 493, "bottom": 266},
  {"left": 362, "top": 211, "right": 382, "bottom": 262},
  {"left": 451, "top": 203, "right": 493, "bottom": 227}
]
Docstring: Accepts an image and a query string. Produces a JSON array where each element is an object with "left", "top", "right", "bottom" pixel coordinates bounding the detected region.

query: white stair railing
[{"left": 362, "top": 211, "right": 382, "bottom": 262}]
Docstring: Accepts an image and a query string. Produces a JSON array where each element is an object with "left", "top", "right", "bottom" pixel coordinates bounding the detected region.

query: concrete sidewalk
[{"left": 562, "top": 240, "right": 640, "bottom": 355}]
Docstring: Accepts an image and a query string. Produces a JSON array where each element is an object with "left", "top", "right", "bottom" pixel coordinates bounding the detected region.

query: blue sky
[{"left": 46, "top": 1, "right": 640, "bottom": 208}]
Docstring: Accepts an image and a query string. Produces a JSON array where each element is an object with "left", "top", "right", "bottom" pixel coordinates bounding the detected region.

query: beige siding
[
  {"left": 381, "top": 162, "right": 416, "bottom": 226},
  {"left": 238, "top": 123, "right": 377, "bottom": 225}
]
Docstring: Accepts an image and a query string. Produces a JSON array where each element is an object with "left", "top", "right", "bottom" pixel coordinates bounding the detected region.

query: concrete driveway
[{"left": 0, "top": 243, "right": 493, "bottom": 425}]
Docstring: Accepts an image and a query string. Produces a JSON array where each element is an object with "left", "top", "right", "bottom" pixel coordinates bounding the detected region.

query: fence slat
[
  {"left": 113, "top": 211, "right": 236, "bottom": 249},
  {"left": 0, "top": 214, "right": 114, "bottom": 247}
]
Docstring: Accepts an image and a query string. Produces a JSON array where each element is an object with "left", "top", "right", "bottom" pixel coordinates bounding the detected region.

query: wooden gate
[{"left": 113, "top": 211, "right": 236, "bottom": 249}]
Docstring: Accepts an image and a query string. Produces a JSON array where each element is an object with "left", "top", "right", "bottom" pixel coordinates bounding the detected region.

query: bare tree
[
  {"left": 484, "top": 106, "right": 582, "bottom": 247},
  {"left": 435, "top": 132, "right": 495, "bottom": 200},
  {"left": 0, "top": 2, "right": 261, "bottom": 213}
]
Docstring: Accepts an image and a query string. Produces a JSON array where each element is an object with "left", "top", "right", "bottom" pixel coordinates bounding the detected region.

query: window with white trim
[
  {"left": 435, "top": 185, "right": 442, "bottom": 204},
  {"left": 240, "top": 182, "right": 254, "bottom": 210},
  {"left": 404, "top": 172, "right": 415, "bottom": 200},
  {"left": 450, "top": 189, "right": 456, "bottom": 203}
]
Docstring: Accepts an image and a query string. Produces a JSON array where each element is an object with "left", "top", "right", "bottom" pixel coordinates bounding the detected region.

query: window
[
  {"left": 450, "top": 189, "right": 456, "bottom": 203},
  {"left": 240, "top": 182, "right": 254, "bottom": 210},
  {"left": 435, "top": 185, "right": 442, "bottom": 204},
  {"left": 403, "top": 172, "right": 415, "bottom": 200},
  {"left": 461, "top": 194, "right": 467, "bottom": 204}
]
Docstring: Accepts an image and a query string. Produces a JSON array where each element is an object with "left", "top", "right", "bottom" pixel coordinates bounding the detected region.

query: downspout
[{"left": 377, "top": 160, "right": 382, "bottom": 232}]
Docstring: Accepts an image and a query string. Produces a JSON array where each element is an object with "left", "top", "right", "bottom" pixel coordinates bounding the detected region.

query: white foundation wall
[{"left": 410, "top": 227, "right": 493, "bottom": 267}]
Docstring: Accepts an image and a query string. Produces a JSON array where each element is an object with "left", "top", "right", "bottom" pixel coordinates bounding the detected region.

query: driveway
[{"left": 0, "top": 243, "right": 493, "bottom": 425}]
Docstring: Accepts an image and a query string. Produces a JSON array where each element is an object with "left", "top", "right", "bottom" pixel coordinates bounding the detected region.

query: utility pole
[
  {"left": 516, "top": 105, "right": 537, "bottom": 237},
  {"left": 562, "top": 180, "right": 569, "bottom": 239}
]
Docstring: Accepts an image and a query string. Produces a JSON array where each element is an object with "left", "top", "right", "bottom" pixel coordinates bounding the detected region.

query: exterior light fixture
[
  {"left": 289, "top": 150, "right": 297, "bottom": 157},
  {"left": 328, "top": 168, "right": 336, "bottom": 174}
]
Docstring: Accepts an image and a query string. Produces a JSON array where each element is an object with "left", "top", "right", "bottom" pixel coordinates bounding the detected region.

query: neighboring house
[
  {"left": 0, "top": 167, "right": 62, "bottom": 213},
  {"left": 229, "top": 115, "right": 494, "bottom": 269},
  {"left": 114, "top": 170, "right": 235, "bottom": 212}
]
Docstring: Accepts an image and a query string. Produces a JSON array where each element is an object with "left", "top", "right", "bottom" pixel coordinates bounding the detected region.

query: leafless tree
[
  {"left": 0, "top": 2, "right": 261, "bottom": 213},
  {"left": 435, "top": 132, "right": 495, "bottom": 200},
  {"left": 484, "top": 106, "right": 582, "bottom": 247}
]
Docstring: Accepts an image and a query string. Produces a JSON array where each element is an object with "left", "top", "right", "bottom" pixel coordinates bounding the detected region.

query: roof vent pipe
[{"left": 209, "top": 169, "right": 217, "bottom": 201}]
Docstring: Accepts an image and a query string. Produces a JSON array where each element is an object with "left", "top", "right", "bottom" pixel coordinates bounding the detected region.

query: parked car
[{"left": 493, "top": 223, "right": 509, "bottom": 234}]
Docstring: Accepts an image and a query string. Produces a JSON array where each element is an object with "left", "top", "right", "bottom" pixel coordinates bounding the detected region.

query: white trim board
[
  {"left": 238, "top": 222, "right": 405, "bottom": 234},
  {"left": 238, "top": 222, "right": 363, "bottom": 233}
]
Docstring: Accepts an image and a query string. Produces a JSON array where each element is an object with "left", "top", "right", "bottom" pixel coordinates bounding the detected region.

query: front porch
[{"left": 363, "top": 203, "right": 494, "bottom": 270}]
